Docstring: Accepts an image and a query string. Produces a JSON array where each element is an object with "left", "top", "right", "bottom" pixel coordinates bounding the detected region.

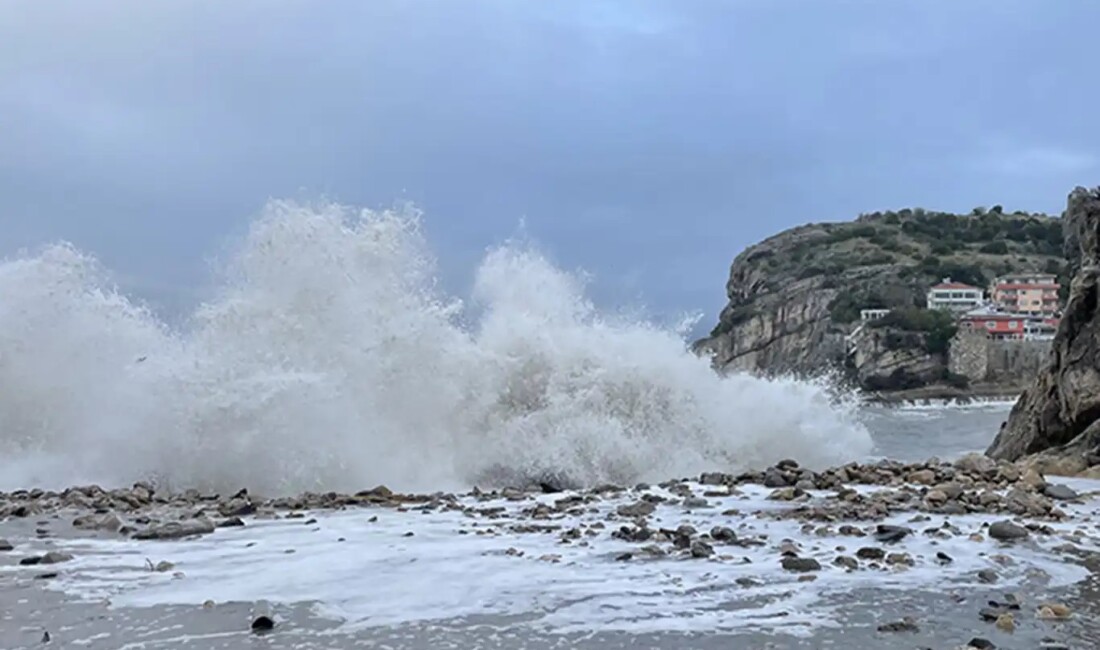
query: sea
[{"left": 2, "top": 202, "right": 1096, "bottom": 649}]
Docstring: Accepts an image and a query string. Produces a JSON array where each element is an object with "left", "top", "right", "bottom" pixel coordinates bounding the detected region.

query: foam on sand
[{"left": 7, "top": 480, "right": 1098, "bottom": 636}]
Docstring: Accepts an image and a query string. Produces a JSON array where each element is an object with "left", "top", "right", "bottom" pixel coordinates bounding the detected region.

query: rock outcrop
[
  {"left": 695, "top": 207, "right": 1064, "bottom": 393},
  {"left": 986, "top": 187, "right": 1100, "bottom": 472}
]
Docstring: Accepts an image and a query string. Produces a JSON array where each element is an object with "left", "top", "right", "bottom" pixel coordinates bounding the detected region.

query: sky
[{"left": 2, "top": 1, "right": 1099, "bottom": 331}]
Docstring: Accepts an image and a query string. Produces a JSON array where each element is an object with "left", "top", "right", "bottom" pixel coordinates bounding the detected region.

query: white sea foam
[
  {"left": 7, "top": 481, "right": 1098, "bottom": 635},
  {"left": 0, "top": 201, "right": 872, "bottom": 495}
]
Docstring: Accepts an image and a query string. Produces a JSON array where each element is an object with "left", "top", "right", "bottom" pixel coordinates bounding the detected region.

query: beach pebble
[
  {"left": 780, "top": 557, "right": 821, "bottom": 572},
  {"left": 40, "top": 551, "right": 73, "bottom": 565},
  {"left": 988, "top": 520, "right": 1029, "bottom": 541},
  {"left": 876, "top": 616, "right": 919, "bottom": 633},
  {"left": 0, "top": 539, "right": 13, "bottom": 551}
]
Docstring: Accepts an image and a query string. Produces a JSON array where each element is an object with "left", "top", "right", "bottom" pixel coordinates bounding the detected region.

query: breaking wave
[{"left": 0, "top": 201, "right": 872, "bottom": 495}]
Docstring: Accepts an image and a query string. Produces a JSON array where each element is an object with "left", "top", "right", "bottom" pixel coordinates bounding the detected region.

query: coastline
[
  {"left": 862, "top": 383, "right": 1023, "bottom": 408},
  {"left": 3, "top": 456, "right": 1100, "bottom": 649}
]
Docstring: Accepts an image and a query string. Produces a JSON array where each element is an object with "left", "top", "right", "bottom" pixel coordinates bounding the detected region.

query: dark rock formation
[{"left": 986, "top": 187, "right": 1100, "bottom": 470}]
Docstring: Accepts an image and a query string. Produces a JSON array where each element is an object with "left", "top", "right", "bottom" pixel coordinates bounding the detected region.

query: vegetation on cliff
[{"left": 696, "top": 206, "right": 1066, "bottom": 391}]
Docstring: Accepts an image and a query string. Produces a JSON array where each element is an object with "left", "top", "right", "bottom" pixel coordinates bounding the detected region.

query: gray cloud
[{"left": 2, "top": 0, "right": 1098, "bottom": 331}]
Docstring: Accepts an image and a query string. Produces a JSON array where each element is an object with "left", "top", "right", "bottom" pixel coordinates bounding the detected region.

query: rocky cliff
[
  {"left": 986, "top": 187, "right": 1100, "bottom": 476},
  {"left": 694, "top": 207, "right": 1065, "bottom": 391}
]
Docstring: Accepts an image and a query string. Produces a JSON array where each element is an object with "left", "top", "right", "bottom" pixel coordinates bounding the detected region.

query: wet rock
[
  {"left": 877, "top": 617, "right": 919, "bottom": 633},
  {"left": 936, "top": 551, "right": 954, "bottom": 564},
  {"left": 833, "top": 555, "right": 859, "bottom": 570},
  {"left": 780, "top": 557, "right": 821, "bottom": 572},
  {"left": 19, "top": 556, "right": 42, "bottom": 566},
  {"left": 856, "top": 547, "right": 885, "bottom": 560},
  {"left": 1043, "top": 484, "right": 1079, "bottom": 501},
  {"left": 956, "top": 453, "right": 997, "bottom": 477},
  {"left": 735, "top": 576, "right": 762, "bottom": 588},
  {"left": 838, "top": 525, "right": 865, "bottom": 537},
  {"left": 763, "top": 467, "right": 790, "bottom": 488},
  {"left": 133, "top": 518, "right": 215, "bottom": 540},
  {"left": 873, "top": 525, "right": 911, "bottom": 543},
  {"left": 612, "top": 524, "right": 651, "bottom": 543},
  {"left": 699, "top": 472, "right": 731, "bottom": 486},
  {"left": 682, "top": 497, "right": 709, "bottom": 509},
  {"left": 710, "top": 526, "right": 737, "bottom": 543},
  {"left": 614, "top": 552, "right": 633, "bottom": 562},
  {"left": 690, "top": 540, "right": 714, "bottom": 558},
  {"left": 966, "top": 639, "right": 996, "bottom": 650},
  {"left": 0, "top": 539, "right": 12, "bottom": 551},
  {"left": 994, "top": 613, "right": 1015, "bottom": 632},
  {"left": 73, "top": 512, "right": 125, "bottom": 532},
  {"left": 977, "top": 569, "right": 999, "bottom": 584},
  {"left": 217, "top": 517, "right": 246, "bottom": 528},
  {"left": 924, "top": 489, "right": 948, "bottom": 505},
  {"left": 616, "top": 501, "right": 656, "bottom": 518},
  {"left": 767, "top": 487, "right": 803, "bottom": 501},
  {"left": 154, "top": 561, "right": 175, "bottom": 572},
  {"left": 908, "top": 469, "right": 936, "bottom": 485},
  {"left": 40, "top": 551, "right": 72, "bottom": 565},
  {"left": 885, "top": 552, "right": 914, "bottom": 567},
  {"left": 989, "top": 520, "right": 1029, "bottom": 541},
  {"left": 1037, "top": 602, "right": 1072, "bottom": 619}
]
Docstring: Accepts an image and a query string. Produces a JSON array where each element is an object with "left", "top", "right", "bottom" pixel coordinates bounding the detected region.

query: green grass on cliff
[{"left": 736, "top": 206, "right": 1067, "bottom": 325}]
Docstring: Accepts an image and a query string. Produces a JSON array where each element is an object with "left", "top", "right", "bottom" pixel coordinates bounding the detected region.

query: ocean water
[{"left": 0, "top": 200, "right": 873, "bottom": 496}]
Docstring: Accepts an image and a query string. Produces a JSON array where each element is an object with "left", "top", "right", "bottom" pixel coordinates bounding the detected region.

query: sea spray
[{"left": 0, "top": 200, "right": 873, "bottom": 494}]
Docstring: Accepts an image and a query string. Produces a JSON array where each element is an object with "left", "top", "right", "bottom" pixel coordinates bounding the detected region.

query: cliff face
[
  {"left": 695, "top": 208, "right": 1065, "bottom": 389},
  {"left": 986, "top": 188, "right": 1100, "bottom": 470}
]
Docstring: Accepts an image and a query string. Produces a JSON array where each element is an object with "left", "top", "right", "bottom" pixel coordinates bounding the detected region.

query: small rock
[
  {"left": 924, "top": 489, "right": 948, "bottom": 505},
  {"left": 0, "top": 539, "right": 13, "bottom": 552},
  {"left": 615, "top": 552, "right": 633, "bottom": 562},
  {"left": 1043, "top": 484, "right": 1079, "bottom": 501},
  {"left": 41, "top": 631, "right": 50, "bottom": 643},
  {"left": 763, "top": 467, "right": 789, "bottom": 488},
  {"left": 217, "top": 517, "right": 245, "bottom": 528},
  {"left": 977, "top": 569, "right": 999, "bottom": 583},
  {"left": 690, "top": 540, "right": 714, "bottom": 558},
  {"left": 1037, "top": 602, "right": 1072, "bottom": 619},
  {"left": 735, "top": 577, "right": 761, "bottom": 588},
  {"left": 877, "top": 617, "right": 919, "bottom": 633},
  {"left": 988, "top": 520, "right": 1029, "bottom": 541},
  {"left": 710, "top": 526, "right": 737, "bottom": 543},
  {"left": 994, "top": 613, "right": 1015, "bottom": 632},
  {"left": 838, "top": 525, "right": 865, "bottom": 537},
  {"left": 885, "top": 552, "right": 914, "bottom": 567},
  {"left": 908, "top": 469, "right": 936, "bottom": 485},
  {"left": 856, "top": 547, "right": 885, "bottom": 560},
  {"left": 40, "top": 551, "right": 73, "bottom": 565},
  {"left": 133, "top": 519, "right": 215, "bottom": 540},
  {"left": 251, "top": 600, "right": 276, "bottom": 632},
  {"left": 767, "top": 487, "right": 803, "bottom": 501},
  {"left": 616, "top": 501, "right": 656, "bottom": 518},
  {"left": 873, "top": 525, "right": 912, "bottom": 543},
  {"left": 967, "top": 638, "right": 996, "bottom": 650},
  {"left": 936, "top": 551, "right": 954, "bottom": 564},
  {"left": 780, "top": 557, "right": 821, "bottom": 572},
  {"left": 833, "top": 555, "right": 859, "bottom": 570},
  {"left": 154, "top": 561, "right": 175, "bottom": 572}
]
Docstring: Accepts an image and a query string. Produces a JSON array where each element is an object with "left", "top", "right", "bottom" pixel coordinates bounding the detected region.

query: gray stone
[
  {"left": 967, "top": 637, "right": 996, "bottom": 649},
  {"left": 0, "top": 539, "right": 12, "bottom": 552},
  {"left": 876, "top": 617, "right": 919, "bottom": 633},
  {"left": 616, "top": 501, "right": 655, "bottom": 518},
  {"left": 763, "top": 467, "right": 789, "bottom": 488},
  {"left": 780, "top": 557, "right": 821, "bottom": 572},
  {"left": 977, "top": 569, "right": 999, "bottom": 583},
  {"left": 833, "top": 555, "right": 859, "bottom": 570},
  {"left": 133, "top": 518, "right": 216, "bottom": 540},
  {"left": 988, "top": 520, "right": 1029, "bottom": 541},
  {"left": 690, "top": 540, "right": 714, "bottom": 558},
  {"left": 856, "top": 547, "right": 885, "bottom": 560},
  {"left": 1043, "top": 483, "right": 1079, "bottom": 501},
  {"left": 40, "top": 551, "right": 73, "bottom": 565}
]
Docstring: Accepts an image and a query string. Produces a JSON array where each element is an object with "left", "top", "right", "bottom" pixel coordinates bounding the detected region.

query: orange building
[{"left": 989, "top": 273, "right": 1059, "bottom": 317}]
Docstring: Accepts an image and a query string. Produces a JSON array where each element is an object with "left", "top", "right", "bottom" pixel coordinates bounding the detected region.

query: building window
[
  {"left": 1009, "top": 321, "right": 1018, "bottom": 329},
  {"left": 986, "top": 321, "right": 996, "bottom": 329}
]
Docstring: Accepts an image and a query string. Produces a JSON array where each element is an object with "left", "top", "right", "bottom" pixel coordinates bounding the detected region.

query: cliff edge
[
  {"left": 986, "top": 187, "right": 1100, "bottom": 475},
  {"left": 694, "top": 207, "right": 1065, "bottom": 392}
]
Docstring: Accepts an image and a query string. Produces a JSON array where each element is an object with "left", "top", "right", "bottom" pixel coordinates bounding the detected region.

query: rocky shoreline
[{"left": 4, "top": 453, "right": 1100, "bottom": 648}]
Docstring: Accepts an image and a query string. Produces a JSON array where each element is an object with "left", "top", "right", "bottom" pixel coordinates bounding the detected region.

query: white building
[
  {"left": 926, "top": 278, "right": 984, "bottom": 313},
  {"left": 859, "top": 308, "right": 891, "bottom": 322}
]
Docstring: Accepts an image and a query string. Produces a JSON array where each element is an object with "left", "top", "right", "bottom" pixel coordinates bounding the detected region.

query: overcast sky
[{"left": 2, "top": 1, "right": 1098, "bottom": 328}]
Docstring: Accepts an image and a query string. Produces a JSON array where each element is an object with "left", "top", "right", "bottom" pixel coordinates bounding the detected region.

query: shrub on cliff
[{"left": 867, "top": 307, "right": 957, "bottom": 355}]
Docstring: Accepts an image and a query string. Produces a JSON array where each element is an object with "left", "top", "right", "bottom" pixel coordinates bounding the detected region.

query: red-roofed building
[
  {"left": 958, "top": 307, "right": 1060, "bottom": 341},
  {"left": 926, "top": 278, "right": 984, "bottom": 313}
]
